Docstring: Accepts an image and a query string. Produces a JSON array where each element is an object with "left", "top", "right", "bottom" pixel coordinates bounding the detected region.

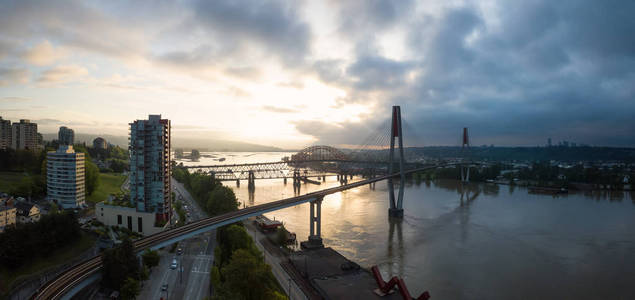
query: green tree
[
  {"left": 85, "top": 160, "right": 100, "bottom": 195},
  {"left": 120, "top": 277, "right": 140, "bottom": 300},
  {"left": 49, "top": 202, "right": 59, "bottom": 214},
  {"left": 141, "top": 249, "right": 160, "bottom": 269},
  {"left": 101, "top": 238, "right": 139, "bottom": 290},
  {"left": 221, "top": 249, "right": 278, "bottom": 300},
  {"left": 210, "top": 265, "right": 221, "bottom": 290},
  {"left": 276, "top": 225, "right": 288, "bottom": 246},
  {"left": 206, "top": 186, "right": 239, "bottom": 216}
]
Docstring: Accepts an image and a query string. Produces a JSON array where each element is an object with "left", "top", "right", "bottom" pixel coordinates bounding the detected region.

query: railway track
[{"left": 35, "top": 163, "right": 470, "bottom": 299}]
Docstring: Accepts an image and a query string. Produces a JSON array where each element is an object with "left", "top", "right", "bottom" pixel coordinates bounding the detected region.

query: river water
[{"left": 177, "top": 152, "right": 635, "bottom": 299}]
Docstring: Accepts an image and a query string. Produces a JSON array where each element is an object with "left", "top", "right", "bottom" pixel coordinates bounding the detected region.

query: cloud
[
  {"left": 262, "top": 105, "right": 299, "bottom": 113},
  {"left": 305, "top": 1, "right": 635, "bottom": 147},
  {"left": 0, "top": 0, "right": 146, "bottom": 59},
  {"left": 190, "top": 0, "right": 311, "bottom": 65},
  {"left": 23, "top": 40, "right": 67, "bottom": 66},
  {"left": 0, "top": 67, "right": 29, "bottom": 86},
  {"left": 37, "top": 65, "right": 88, "bottom": 84},
  {"left": 0, "top": 96, "right": 30, "bottom": 102}
]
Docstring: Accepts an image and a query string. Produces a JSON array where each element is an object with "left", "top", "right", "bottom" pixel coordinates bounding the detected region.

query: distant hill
[
  {"left": 42, "top": 133, "right": 129, "bottom": 147},
  {"left": 404, "top": 146, "right": 635, "bottom": 162},
  {"left": 41, "top": 133, "right": 282, "bottom": 152}
]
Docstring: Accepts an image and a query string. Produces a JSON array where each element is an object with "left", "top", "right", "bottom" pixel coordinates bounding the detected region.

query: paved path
[{"left": 245, "top": 222, "right": 308, "bottom": 300}]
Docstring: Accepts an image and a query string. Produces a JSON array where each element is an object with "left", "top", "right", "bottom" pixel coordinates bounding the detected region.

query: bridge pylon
[
  {"left": 388, "top": 106, "right": 406, "bottom": 218},
  {"left": 460, "top": 127, "right": 471, "bottom": 183}
]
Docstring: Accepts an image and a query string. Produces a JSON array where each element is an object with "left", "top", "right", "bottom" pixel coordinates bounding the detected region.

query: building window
[
  {"left": 127, "top": 216, "right": 132, "bottom": 230},
  {"left": 117, "top": 215, "right": 122, "bottom": 225},
  {"left": 138, "top": 217, "right": 143, "bottom": 232}
]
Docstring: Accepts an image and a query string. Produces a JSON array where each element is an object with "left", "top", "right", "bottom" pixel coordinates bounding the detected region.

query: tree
[
  {"left": 191, "top": 149, "right": 200, "bottom": 161},
  {"left": 101, "top": 238, "right": 139, "bottom": 290},
  {"left": 210, "top": 265, "right": 221, "bottom": 290},
  {"left": 85, "top": 160, "right": 100, "bottom": 195},
  {"left": 141, "top": 249, "right": 160, "bottom": 269},
  {"left": 120, "top": 277, "right": 140, "bottom": 300},
  {"left": 276, "top": 225, "right": 288, "bottom": 246},
  {"left": 206, "top": 186, "right": 239, "bottom": 216},
  {"left": 49, "top": 202, "right": 59, "bottom": 214},
  {"left": 221, "top": 249, "right": 278, "bottom": 300}
]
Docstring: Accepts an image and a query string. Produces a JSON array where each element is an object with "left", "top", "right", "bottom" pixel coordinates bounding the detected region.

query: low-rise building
[
  {"left": 95, "top": 201, "right": 165, "bottom": 236},
  {"left": 14, "top": 201, "right": 41, "bottom": 223},
  {"left": 0, "top": 206, "right": 17, "bottom": 232}
]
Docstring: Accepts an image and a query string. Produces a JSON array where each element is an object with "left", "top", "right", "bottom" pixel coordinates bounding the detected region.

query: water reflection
[{"left": 387, "top": 216, "right": 404, "bottom": 277}]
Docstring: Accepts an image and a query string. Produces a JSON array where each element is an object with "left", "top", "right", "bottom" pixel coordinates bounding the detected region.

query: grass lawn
[
  {"left": 0, "top": 171, "right": 27, "bottom": 194},
  {"left": 86, "top": 173, "right": 127, "bottom": 204},
  {"left": 0, "top": 232, "right": 96, "bottom": 296}
]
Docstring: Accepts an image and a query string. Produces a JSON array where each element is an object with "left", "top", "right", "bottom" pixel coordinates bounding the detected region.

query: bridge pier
[
  {"left": 302, "top": 196, "right": 324, "bottom": 249},
  {"left": 248, "top": 171, "right": 255, "bottom": 191},
  {"left": 236, "top": 179, "right": 240, "bottom": 187},
  {"left": 283, "top": 177, "right": 287, "bottom": 184}
]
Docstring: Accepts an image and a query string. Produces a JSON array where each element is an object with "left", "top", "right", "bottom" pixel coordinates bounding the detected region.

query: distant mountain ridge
[{"left": 41, "top": 133, "right": 282, "bottom": 152}]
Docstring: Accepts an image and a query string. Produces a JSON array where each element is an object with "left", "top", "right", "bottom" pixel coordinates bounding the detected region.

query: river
[{"left": 177, "top": 152, "right": 635, "bottom": 299}]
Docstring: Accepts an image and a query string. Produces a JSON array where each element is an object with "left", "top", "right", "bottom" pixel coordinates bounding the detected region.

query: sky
[{"left": 0, "top": 0, "right": 634, "bottom": 148}]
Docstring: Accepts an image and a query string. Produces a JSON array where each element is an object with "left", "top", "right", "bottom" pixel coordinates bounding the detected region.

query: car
[
  {"left": 177, "top": 248, "right": 183, "bottom": 255},
  {"left": 170, "top": 258, "right": 177, "bottom": 269},
  {"left": 161, "top": 284, "right": 168, "bottom": 291}
]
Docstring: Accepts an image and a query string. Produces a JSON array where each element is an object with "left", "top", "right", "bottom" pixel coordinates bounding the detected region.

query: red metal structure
[{"left": 371, "top": 266, "right": 430, "bottom": 300}]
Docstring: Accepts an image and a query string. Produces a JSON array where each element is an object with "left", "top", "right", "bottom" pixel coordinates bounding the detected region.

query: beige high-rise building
[
  {"left": 11, "top": 119, "right": 38, "bottom": 150},
  {"left": 47, "top": 145, "right": 86, "bottom": 209},
  {"left": 0, "top": 117, "right": 10, "bottom": 150}
]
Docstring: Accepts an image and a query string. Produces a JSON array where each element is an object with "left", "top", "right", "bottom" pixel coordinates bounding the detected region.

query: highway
[{"left": 35, "top": 163, "right": 466, "bottom": 300}]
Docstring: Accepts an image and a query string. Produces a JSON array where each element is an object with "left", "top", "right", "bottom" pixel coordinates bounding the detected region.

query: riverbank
[{"left": 243, "top": 218, "right": 419, "bottom": 300}]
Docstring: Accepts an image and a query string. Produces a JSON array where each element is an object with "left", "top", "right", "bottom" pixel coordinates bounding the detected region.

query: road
[{"left": 137, "top": 178, "right": 214, "bottom": 300}]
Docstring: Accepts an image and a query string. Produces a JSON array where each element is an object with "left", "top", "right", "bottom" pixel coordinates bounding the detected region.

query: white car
[{"left": 170, "top": 258, "right": 177, "bottom": 270}]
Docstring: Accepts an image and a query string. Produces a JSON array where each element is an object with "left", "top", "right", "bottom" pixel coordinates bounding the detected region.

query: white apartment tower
[
  {"left": 129, "top": 115, "right": 171, "bottom": 223},
  {"left": 11, "top": 119, "right": 38, "bottom": 150},
  {"left": 0, "top": 117, "right": 10, "bottom": 150},
  {"left": 47, "top": 145, "right": 86, "bottom": 208}
]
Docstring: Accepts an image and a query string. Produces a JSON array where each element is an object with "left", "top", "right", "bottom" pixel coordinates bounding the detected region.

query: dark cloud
[
  {"left": 0, "top": 67, "right": 29, "bottom": 86},
  {"left": 346, "top": 56, "right": 414, "bottom": 90},
  {"left": 190, "top": 0, "right": 310, "bottom": 65},
  {"left": 305, "top": 1, "right": 635, "bottom": 147}
]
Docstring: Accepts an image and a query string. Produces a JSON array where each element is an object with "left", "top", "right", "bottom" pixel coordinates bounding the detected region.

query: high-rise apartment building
[
  {"left": 93, "top": 137, "right": 108, "bottom": 149},
  {"left": 129, "top": 115, "right": 171, "bottom": 223},
  {"left": 47, "top": 145, "right": 86, "bottom": 209},
  {"left": 11, "top": 119, "right": 38, "bottom": 150},
  {"left": 0, "top": 117, "right": 10, "bottom": 150},
  {"left": 58, "top": 126, "right": 75, "bottom": 145}
]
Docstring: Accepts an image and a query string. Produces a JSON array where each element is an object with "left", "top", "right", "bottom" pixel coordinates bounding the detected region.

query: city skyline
[{"left": 1, "top": 1, "right": 634, "bottom": 148}]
